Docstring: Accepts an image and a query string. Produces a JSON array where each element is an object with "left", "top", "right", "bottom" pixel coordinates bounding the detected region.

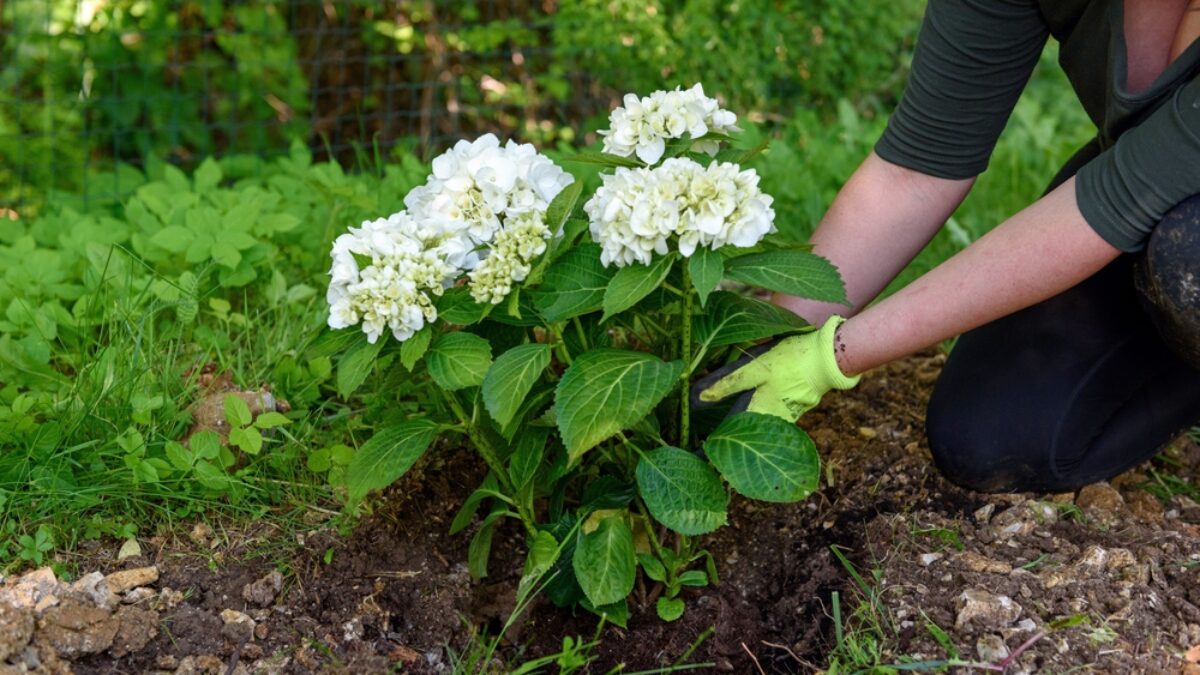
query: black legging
[{"left": 926, "top": 192, "right": 1200, "bottom": 494}]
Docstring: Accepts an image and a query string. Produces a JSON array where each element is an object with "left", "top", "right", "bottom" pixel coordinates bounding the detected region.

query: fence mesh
[{"left": 0, "top": 0, "right": 624, "bottom": 211}]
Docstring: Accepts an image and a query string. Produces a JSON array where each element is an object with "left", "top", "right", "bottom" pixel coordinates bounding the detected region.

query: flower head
[
  {"left": 599, "top": 84, "right": 739, "bottom": 165},
  {"left": 585, "top": 157, "right": 775, "bottom": 267}
]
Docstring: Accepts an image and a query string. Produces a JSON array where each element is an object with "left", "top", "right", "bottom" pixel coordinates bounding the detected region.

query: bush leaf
[
  {"left": 688, "top": 247, "right": 724, "bottom": 307},
  {"left": 336, "top": 337, "right": 385, "bottom": 398},
  {"left": 345, "top": 418, "right": 439, "bottom": 504},
  {"left": 482, "top": 344, "right": 551, "bottom": 427},
  {"left": 555, "top": 349, "right": 683, "bottom": 463},
  {"left": 703, "top": 412, "right": 819, "bottom": 503},
  {"left": 694, "top": 291, "right": 808, "bottom": 350},
  {"left": 534, "top": 244, "right": 617, "bottom": 322},
  {"left": 602, "top": 254, "right": 675, "bottom": 322},
  {"left": 636, "top": 447, "right": 728, "bottom": 535},
  {"left": 724, "top": 251, "right": 847, "bottom": 304},
  {"left": 399, "top": 326, "right": 432, "bottom": 371},
  {"left": 426, "top": 332, "right": 493, "bottom": 391},
  {"left": 573, "top": 514, "right": 636, "bottom": 606}
]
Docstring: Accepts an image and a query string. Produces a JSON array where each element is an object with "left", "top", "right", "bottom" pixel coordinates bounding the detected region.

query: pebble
[
  {"left": 974, "top": 503, "right": 996, "bottom": 524},
  {"left": 1075, "top": 482, "right": 1126, "bottom": 521},
  {"left": 123, "top": 587, "right": 156, "bottom": 604},
  {"left": 919, "top": 552, "right": 944, "bottom": 567},
  {"left": 242, "top": 570, "right": 283, "bottom": 608},
  {"left": 976, "top": 633, "right": 1010, "bottom": 663},
  {"left": 956, "top": 550, "right": 1012, "bottom": 575},
  {"left": 955, "top": 588, "right": 1022, "bottom": 630},
  {"left": 104, "top": 567, "right": 159, "bottom": 595}
]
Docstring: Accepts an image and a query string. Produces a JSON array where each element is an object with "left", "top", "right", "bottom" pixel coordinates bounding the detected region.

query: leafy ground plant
[{"left": 328, "top": 84, "right": 848, "bottom": 624}]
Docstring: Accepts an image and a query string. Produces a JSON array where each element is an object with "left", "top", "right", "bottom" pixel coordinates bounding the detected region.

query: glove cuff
[{"left": 815, "top": 315, "right": 861, "bottom": 391}]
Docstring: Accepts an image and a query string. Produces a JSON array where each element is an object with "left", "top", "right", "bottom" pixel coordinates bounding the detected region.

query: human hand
[{"left": 691, "top": 316, "right": 859, "bottom": 421}]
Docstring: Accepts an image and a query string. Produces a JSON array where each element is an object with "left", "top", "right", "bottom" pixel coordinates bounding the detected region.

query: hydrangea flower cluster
[
  {"left": 585, "top": 157, "right": 775, "bottom": 268},
  {"left": 327, "top": 134, "right": 573, "bottom": 342},
  {"left": 326, "top": 213, "right": 466, "bottom": 344},
  {"left": 599, "top": 84, "right": 739, "bottom": 165},
  {"left": 405, "top": 134, "right": 573, "bottom": 303}
]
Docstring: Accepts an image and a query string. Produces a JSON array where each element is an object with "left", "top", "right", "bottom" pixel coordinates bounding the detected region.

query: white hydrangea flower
[
  {"left": 600, "top": 84, "right": 740, "bottom": 165},
  {"left": 584, "top": 157, "right": 775, "bottom": 267},
  {"left": 467, "top": 210, "right": 553, "bottom": 304},
  {"left": 326, "top": 212, "right": 465, "bottom": 343}
]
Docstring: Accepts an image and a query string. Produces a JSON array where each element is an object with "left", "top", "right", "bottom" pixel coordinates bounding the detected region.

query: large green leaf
[
  {"left": 693, "top": 291, "right": 809, "bottom": 350},
  {"left": 703, "top": 412, "right": 819, "bottom": 503},
  {"left": 555, "top": 349, "right": 684, "bottom": 462},
  {"left": 636, "top": 447, "right": 729, "bottom": 535},
  {"left": 545, "top": 180, "right": 583, "bottom": 234},
  {"left": 724, "top": 251, "right": 847, "bottom": 304},
  {"left": 336, "top": 336, "right": 385, "bottom": 398},
  {"left": 399, "top": 326, "right": 432, "bottom": 371},
  {"left": 688, "top": 247, "right": 724, "bottom": 308},
  {"left": 482, "top": 344, "right": 551, "bottom": 427},
  {"left": 438, "top": 286, "right": 491, "bottom": 325},
  {"left": 426, "top": 332, "right": 493, "bottom": 390},
  {"left": 345, "top": 418, "right": 439, "bottom": 504},
  {"left": 572, "top": 514, "right": 636, "bottom": 606},
  {"left": 533, "top": 244, "right": 617, "bottom": 322},
  {"left": 601, "top": 254, "right": 675, "bottom": 322}
]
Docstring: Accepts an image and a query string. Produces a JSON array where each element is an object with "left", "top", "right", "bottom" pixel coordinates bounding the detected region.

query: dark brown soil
[{"left": 64, "top": 352, "right": 1200, "bottom": 673}]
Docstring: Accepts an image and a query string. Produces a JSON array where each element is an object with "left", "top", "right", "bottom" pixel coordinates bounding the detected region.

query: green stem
[
  {"left": 680, "top": 263, "right": 694, "bottom": 449},
  {"left": 444, "top": 391, "right": 514, "bottom": 497}
]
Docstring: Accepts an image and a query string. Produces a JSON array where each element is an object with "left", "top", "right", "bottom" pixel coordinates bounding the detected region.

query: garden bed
[{"left": 6, "top": 351, "right": 1200, "bottom": 673}]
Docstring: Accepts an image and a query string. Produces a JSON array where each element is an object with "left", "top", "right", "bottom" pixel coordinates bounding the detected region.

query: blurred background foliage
[{"left": 1, "top": 0, "right": 925, "bottom": 210}]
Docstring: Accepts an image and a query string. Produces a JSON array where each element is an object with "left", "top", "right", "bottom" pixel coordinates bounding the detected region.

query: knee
[
  {"left": 925, "top": 385, "right": 1040, "bottom": 493},
  {"left": 1136, "top": 194, "right": 1200, "bottom": 368}
]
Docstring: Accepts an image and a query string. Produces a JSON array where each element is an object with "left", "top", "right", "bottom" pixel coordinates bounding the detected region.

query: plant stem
[
  {"left": 443, "top": 390, "right": 517, "bottom": 498},
  {"left": 679, "top": 262, "right": 694, "bottom": 449}
]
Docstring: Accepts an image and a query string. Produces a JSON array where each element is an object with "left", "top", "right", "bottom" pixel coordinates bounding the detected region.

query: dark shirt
[{"left": 875, "top": 0, "right": 1200, "bottom": 251}]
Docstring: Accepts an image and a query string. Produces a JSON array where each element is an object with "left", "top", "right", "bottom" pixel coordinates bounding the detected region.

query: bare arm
[
  {"left": 773, "top": 152, "right": 974, "bottom": 323},
  {"left": 834, "top": 174, "right": 1120, "bottom": 375}
]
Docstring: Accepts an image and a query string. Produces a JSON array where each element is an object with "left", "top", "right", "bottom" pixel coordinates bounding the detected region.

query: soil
[{"left": 13, "top": 352, "right": 1200, "bottom": 673}]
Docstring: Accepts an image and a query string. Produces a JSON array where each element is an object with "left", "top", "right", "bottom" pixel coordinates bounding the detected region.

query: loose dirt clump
[{"left": 14, "top": 352, "right": 1199, "bottom": 673}]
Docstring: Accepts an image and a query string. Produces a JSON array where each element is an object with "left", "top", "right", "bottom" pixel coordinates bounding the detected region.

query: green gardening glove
[{"left": 691, "top": 315, "right": 860, "bottom": 421}]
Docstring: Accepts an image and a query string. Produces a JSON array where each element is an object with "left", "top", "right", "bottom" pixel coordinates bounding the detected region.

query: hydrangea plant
[{"left": 325, "top": 86, "right": 847, "bottom": 624}]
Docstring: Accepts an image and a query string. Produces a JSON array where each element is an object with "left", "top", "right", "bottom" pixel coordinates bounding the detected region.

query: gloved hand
[{"left": 691, "top": 315, "right": 860, "bottom": 421}]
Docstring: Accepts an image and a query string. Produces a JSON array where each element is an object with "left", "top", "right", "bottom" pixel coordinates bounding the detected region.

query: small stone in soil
[
  {"left": 955, "top": 588, "right": 1022, "bottom": 630},
  {"left": 976, "top": 633, "right": 1010, "bottom": 663},
  {"left": 242, "top": 570, "right": 283, "bottom": 608},
  {"left": 0, "top": 602, "right": 34, "bottom": 661},
  {"left": 37, "top": 599, "right": 120, "bottom": 658},
  {"left": 104, "top": 566, "right": 159, "bottom": 595}
]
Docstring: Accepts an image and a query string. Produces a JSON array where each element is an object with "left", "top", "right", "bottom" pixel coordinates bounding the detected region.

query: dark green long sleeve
[{"left": 875, "top": 0, "right": 1200, "bottom": 252}]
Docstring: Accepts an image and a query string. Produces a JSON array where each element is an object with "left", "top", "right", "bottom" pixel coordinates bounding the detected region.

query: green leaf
[
  {"left": 555, "top": 349, "right": 684, "bottom": 463},
  {"left": 223, "top": 395, "right": 253, "bottom": 428},
  {"left": 253, "top": 412, "right": 290, "bottom": 429},
  {"left": 565, "top": 152, "right": 646, "bottom": 168},
  {"left": 468, "top": 507, "right": 507, "bottom": 579},
  {"left": 229, "top": 426, "right": 263, "bottom": 455},
  {"left": 189, "top": 431, "right": 221, "bottom": 460},
  {"left": 657, "top": 596, "right": 686, "bottom": 622},
  {"left": 427, "top": 332, "right": 493, "bottom": 390},
  {"left": 345, "top": 418, "right": 440, "bottom": 504},
  {"left": 688, "top": 247, "right": 724, "bottom": 308},
  {"left": 526, "top": 530, "right": 560, "bottom": 577},
  {"left": 601, "top": 254, "right": 675, "bottom": 322},
  {"left": 194, "top": 157, "right": 223, "bottom": 193},
  {"left": 638, "top": 553, "right": 667, "bottom": 582},
  {"left": 482, "top": 344, "right": 551, "bottom": 427},
  {"left": 582, "top": 598, "right": 629, "bottom": 629},
  {"left": 573, "top": 514, "right": 636, "bottom": 606},
  {"left": 545, "top": 180, "right": 583, "bottom": 233},
  {"left": 438, "top": 287, "right": 491, "bottom": 326},
  {"left": 508, "top": 428, "right": 548, "bottom": 493},
  {"left": 678, "top": 569, "right": 709, "bottom": 586},
  {"left": 336, "top": 337, "right": 385, "bottom": 398},
  {"left": 533, "top": 244, "right": 617, "bottom": 322},
  {"left": 399, "top": 326, "right": 432, "bottom": 371},
  {"left": 694, "top": 291, "right": 809, "bottom": 350},
  {"left": 149, "top": 226, "right": 194, "bottom": 253},
  {"left": 165, "top": 442, "right": 193, "bottom": 471},
  {"left": 704, "top": 412, "right": 820, "bottom": 503},
  {"left": 210, "top": 240, "right": 242, "bottom": 269},
  {"left": 724, "top": 251, "right": 847, "bottom": 304},
  {"left": 450, "top": 473, "right": 501, "bottom": 535},
  {"left": 635, "top": 447, "right": 728, "bottom": 535}
]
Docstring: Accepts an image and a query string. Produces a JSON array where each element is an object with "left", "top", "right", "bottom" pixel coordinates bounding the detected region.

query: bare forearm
[
  {"left": 835, "top": 176, "right": 1121, "bottom": 375},
  {"left": 774, "top": 152, "right": 973, "bottom": 323}
]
